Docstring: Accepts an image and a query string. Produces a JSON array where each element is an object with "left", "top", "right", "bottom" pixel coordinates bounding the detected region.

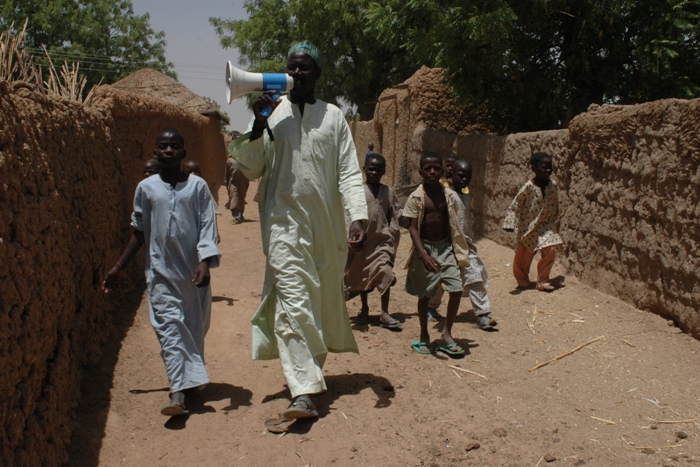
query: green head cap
[{"left": 287, "top": 40, "right": 321, "bottom": 68}]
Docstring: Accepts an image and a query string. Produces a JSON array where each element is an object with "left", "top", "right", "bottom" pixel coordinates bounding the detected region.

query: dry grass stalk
[
  {"left": 529, "top": 336, "right": 605, "bottom": 372},
  {"left": 634, "top": 443, "right": 684, "bottom": 450},
  {"left": 653, "top": 419, "right": 695, "bottom": 424},
  {"left": 526, "top": 318, "right": 535, "bottom": 334},
  {"left": 0, "top": 19, "right": 42, "bottom": 86},
  {"left": 0, "top": 21, "right": 99, "bottom": 104},
  {"left": 591, "top": 416, "right": 616, "bottom": 425},
  {"left": 42, "top": 46, "right": 101, "bottom": 105},
  {"left": 448, "top": 365, "right": 488, "bottom": 380}
]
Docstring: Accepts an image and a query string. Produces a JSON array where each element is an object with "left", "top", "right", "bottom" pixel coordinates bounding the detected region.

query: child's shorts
[{"left": 406, "top": 238, "right": 463, "bottom": 298}]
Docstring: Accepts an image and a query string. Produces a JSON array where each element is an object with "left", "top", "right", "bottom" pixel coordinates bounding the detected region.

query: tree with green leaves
[
  {"left": 212, "top": 0, "right": 700, "bottom": 133},
  {"left": 0, "top": 0, "right": 175, "bottom": 89},
  {"left": 210, "top": 0, "right": 418, "bottom": 120}
]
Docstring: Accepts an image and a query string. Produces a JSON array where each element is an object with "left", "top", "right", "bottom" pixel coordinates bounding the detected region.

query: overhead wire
[
  {"left": 24, "top": 47, "right": 232, "bottom": 83},
  {"left": 25, "top": 47, "right": 225, "bottom": 71}
]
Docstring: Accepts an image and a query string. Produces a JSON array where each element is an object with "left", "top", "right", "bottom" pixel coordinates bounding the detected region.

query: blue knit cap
[{"left": 287, "top": 40, "right": 321, "bottom": 68}]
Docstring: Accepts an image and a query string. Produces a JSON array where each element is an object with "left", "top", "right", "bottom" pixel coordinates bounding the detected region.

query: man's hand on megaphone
[{"left": 253, "top": 91, "right": 282, "bottom": 123}]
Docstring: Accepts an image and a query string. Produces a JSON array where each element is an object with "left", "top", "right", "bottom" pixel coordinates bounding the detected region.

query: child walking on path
[
  {"left": 451, "top": 160, "right": 497, "bottom": 330},
  {"left": 102, "top": 128, "right": 221, "bottom": 416},
  {"left": 344, "top": 154, "right": 402, "bottom": 329},
  {"left": 402, "top": 153, "right": 470, "bottom": 356},
  {"left": 502, "top": 152, "right": 562, "bottom": 292}
]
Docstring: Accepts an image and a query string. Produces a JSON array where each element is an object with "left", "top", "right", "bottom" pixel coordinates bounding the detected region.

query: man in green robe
[{"left": 230, "top": 41, "right": 368, "bottom": 419}]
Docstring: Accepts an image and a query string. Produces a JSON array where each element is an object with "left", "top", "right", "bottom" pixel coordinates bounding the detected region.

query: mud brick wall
[
  {"left": 559, "top": 100, "right": 700, "bottom": 338},
  {"left": 0, "top": 82, "right": 226, "bottom": 467}
]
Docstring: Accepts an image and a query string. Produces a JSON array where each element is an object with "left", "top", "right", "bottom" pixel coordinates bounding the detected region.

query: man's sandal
[
  {"left": 282, "top": 395, "right": 318, "bottom": 420},
  {"left": 160, "top": 391, "right": 189, "bottom": 416}
]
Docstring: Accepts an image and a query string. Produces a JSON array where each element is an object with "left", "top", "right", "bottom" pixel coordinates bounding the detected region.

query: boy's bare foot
[
  {"left": 536, "top": 283, "right": 555, "bottom": 292},
  {"left": 160, "top": 391, "right": 189, "bottom": 416}
]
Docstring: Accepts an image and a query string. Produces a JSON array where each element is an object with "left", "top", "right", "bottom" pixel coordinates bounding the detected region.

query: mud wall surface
[
  {"left": 0, "top": 82, "right": 226, "bottom": 467},
  {"left": 350, "top": 66, "right": 489, "bottom": 187},
  {"left": 350, "top": 68, "right": 700, "bottom": 338},
  {"left": 560, "top": 100, "right": 700, "bottom": 337}
]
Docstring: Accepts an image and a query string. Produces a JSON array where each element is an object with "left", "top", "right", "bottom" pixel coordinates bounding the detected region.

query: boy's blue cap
[{"left": 288, "top": 40, "right": 321, "bottom": 67}]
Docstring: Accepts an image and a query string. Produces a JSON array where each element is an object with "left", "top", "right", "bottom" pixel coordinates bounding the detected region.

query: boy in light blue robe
[{"left": 103, "top": 128, "right": 221, "bottom": 416}]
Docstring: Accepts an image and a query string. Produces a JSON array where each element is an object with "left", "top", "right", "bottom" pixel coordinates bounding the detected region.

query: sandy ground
[{"left": 67, "top": 183, "right": 700, "bottom": 467}]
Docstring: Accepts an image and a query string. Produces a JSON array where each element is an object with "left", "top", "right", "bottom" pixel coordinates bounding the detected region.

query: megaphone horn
[{"left": 226, "top": 61, "right": 294, "bottom": 116}]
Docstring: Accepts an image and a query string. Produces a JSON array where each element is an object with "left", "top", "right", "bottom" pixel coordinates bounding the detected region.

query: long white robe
[
  {"left": 231, "top": 96, "right": 368, "bottom": 373},
  {"left": 131, "top": 174, "right": 221, "bottom": 392}
]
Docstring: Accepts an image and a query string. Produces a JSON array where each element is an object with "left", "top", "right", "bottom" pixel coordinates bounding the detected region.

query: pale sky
[{"left": 131, "top": 0, "right": 253, "bottom": 132}]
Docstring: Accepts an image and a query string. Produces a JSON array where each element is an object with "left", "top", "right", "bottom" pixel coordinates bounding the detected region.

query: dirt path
[{"left": 68, "top": 183, "right": 700, "bottom": 467}]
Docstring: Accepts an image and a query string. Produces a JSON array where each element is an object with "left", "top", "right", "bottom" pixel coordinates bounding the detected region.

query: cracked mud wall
[
  {"left": 0, "top": 82, "right": 226, "bottom": 467},
  {"left": 560, "top": 100, "right": 700, "bottom": 338}
]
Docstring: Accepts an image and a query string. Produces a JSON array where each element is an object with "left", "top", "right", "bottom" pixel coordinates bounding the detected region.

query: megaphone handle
[{"left": 260, "top": 91, "right": 280, "bottom": 118}]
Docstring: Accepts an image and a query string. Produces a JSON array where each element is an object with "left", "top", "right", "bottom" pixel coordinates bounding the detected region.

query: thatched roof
[{"left": 112, "top": 68, "right": 230, "bottom": 124}]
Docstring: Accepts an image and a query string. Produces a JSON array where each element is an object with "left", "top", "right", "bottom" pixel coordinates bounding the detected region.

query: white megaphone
[{"left": 226, "top": 61, "right": 294, "bottom": 117}]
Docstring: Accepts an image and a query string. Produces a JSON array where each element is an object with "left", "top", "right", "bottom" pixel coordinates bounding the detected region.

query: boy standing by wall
[
  {"left": 102, "top": 128, "right": 221, "bottom": 416},
  {"left": 402, "top": 153, "right": 470, "bottom": 356},
  {"left": 345, "top": 154, "right": 402, "bottom": 329},
  {"left": 452, "top": 160, "right": 497, "bottom": 330},
  {"left": 502, "top": 152, "right": 562, "bottom": 292}
]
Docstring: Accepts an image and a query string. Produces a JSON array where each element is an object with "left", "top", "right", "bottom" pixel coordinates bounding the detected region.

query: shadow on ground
[
  {"left": 162, "top": 383, "right": 254, "bottom": 430},
  {"left": 66, "top": 284, "right": 145, "bottom": 467},
  {"left": 260, "top": 372, "right": 396, "bottom": 434}
]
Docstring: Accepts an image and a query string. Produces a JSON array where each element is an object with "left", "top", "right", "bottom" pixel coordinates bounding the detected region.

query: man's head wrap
[{"left": 287, "top": 40, "right": 321, "bottom": 68}]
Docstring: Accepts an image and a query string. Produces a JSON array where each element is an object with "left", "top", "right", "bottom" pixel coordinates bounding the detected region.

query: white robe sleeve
[
  {"left": 336, "top": 115, "right": 368, "bottom": 223},
  {"left": 230, "top": 118, "right": 267, "bottom": 180},
  {"left": 130, "top": 183, "right": 144, "bottom": 231},
  {"left": 196, "top": 182, "right": 221, "bottom": 268}
]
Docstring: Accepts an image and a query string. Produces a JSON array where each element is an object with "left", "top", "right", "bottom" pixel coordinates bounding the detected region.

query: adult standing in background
[
  {"left": 230, "top": 41, "right": 368, "bottom": 419},
  {"left": 225, "top": 131, "right": 249, "bottom": 224}
]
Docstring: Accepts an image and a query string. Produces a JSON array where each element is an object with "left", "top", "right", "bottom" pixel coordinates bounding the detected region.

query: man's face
[
  {"left": 452, "top": 166, "right": 473, "bottom": 191},
  {"left": 154, "top": 133, "right": 185, "bottom": 168},
  {"left": 420, "top": 157, "right": 443, "bottom": 186},
  {"left": 533, "top": 158, "right": 553, "bottom": 180},
  {"left": 364, "top": 158, "right": 386, "bottom": 184},
  {"left": 287, "top": 53, "right": 321, "bottom": 98}
]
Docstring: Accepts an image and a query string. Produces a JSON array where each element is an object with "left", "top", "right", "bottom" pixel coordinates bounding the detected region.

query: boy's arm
[
  {"left": 102, "top": 229, "right": 144, "bottom": 293},
  {"left": 408, "top": 217, "right": 439, "bottom": 273}
]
